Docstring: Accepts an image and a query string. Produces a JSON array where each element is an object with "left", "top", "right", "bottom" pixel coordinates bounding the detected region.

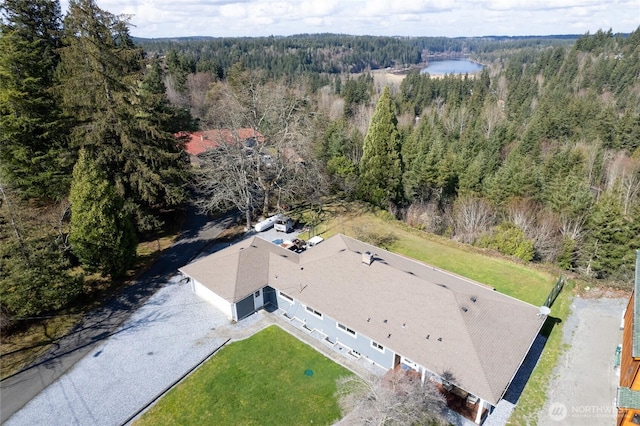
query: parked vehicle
[
  {"left": 308, "top": 236, "right": 324, "bottom": 246},
  {"left": 274, "top": 215, "right": 293, "bottom": 233}
]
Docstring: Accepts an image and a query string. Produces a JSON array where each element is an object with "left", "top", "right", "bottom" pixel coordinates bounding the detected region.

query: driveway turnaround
[
  {"left": 537, "top": 297, "right": 626, "bottom": 426},
  {"left": 0, "top": 209, "right": 235, "bottom": 423},
  {"left": 6, "top": 275, "right": 230, "bottom": 426}
]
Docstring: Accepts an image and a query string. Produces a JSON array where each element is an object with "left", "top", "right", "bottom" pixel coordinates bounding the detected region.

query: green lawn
[
  {"left": 389, "top": 233, "right": 553, "bottom": 306},
  {"left": 135, "top": 325, "right": 353, "bottom": 426}
]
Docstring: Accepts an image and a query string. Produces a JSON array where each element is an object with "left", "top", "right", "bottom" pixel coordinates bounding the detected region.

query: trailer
[{"left": 254, "top": 215, "right": 279, "bottom": 232}]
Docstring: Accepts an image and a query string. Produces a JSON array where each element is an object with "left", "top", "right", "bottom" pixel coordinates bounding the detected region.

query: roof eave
[{"left": 495, "top": 313, "right": 548, "bottom": 405}]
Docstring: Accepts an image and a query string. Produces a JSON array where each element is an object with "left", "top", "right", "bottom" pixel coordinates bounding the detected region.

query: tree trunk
[
  {"left": 262, "top": 188, "right": 270, "bottom": 217},
  {"left": 245, "top": 209, "right": 252, "bottom": 231}
]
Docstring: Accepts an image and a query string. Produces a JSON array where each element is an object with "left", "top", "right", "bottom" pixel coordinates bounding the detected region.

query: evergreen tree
[
  {"left": 58, "top": 0, "right": 187, "bottom": 230},
  {"left": 69, "top": 150, "right": 136, "bottom": 277},
  {"left": 0, "top": 231, "right": 83, "bottom": 318},
  {"left": 0, "top": 181, "right": 84, "bottom": 319},
  {"left": 401, "top": 118, "right": 433, "bottom": 202},
  {"left": 579, "top": 194, "right": 639, "bottom": 281},
  {"left": 0, "top": 0, "right": 71, "bottom": 199},
  {"left": 358, "top": 87, "right": 403, "bottom": 208}
]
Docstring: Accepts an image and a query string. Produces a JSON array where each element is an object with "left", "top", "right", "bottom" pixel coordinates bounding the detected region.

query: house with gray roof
[{"left": 179, "top": 234, "right": 547, "bottom": 424}]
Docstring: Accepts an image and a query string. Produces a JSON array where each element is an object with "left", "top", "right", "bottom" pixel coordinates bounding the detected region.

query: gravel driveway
[
  {"left": 537, "top": 296, "right": 626, "bottom": 425},
  {"left": 6, "top": 275, "right": 230, "bottom": 426}
]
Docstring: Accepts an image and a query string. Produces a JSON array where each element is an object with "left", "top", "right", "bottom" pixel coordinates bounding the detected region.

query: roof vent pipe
[{"left": 362, "top": 251, "right": 373, "bottom": 265}]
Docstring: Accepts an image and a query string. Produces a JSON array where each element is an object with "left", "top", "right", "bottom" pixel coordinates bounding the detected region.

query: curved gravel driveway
[
  {"left": 1, "top": 208, "right": 235, "bottom": 424},
  {"left": 6, "top": 274, "right": 230, "bottom": 426}
]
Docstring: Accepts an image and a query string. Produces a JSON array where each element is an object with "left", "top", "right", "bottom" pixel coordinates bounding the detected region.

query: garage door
[{"left": 236, "top": 294, "right": 255, "bottom": 320}]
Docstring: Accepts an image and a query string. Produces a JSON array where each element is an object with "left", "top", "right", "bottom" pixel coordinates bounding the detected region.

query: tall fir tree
[
  {"left": 0, "top": 0, "right": 72, "bottom": 199},
  {"left": 58, "top": 0, "right": 188, "bottom": 230},
  {"left": 69, "top": 150, "right": 136, "bottom": 277},
  {"left": 579, "top": 194, "right": 639, "bottom": 281},
  {"left": 358, "top": 87, "right": 403, "bottom": 208}
]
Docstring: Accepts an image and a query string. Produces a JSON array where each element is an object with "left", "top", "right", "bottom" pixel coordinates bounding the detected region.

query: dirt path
[{"left": 537, "top": 297, "right": 626, "bottom": 425}]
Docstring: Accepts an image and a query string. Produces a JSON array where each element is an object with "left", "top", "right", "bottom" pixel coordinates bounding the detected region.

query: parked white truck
[{"left": 274, "top": 215, "right": 294, "bottom": 233}]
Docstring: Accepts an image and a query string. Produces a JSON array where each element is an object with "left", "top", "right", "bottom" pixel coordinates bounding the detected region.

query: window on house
[
  {"left": 337, "top": 322, "right": 356, "bottom": 336},
  {"left": 372, "top": 341, "right": 384, "bottom": 352},
  {"left": 279, "top": 291, "right": 293, "bottom": 302},
  {"left": 305, "top": 306, "right": 322, "bottom": 318}
]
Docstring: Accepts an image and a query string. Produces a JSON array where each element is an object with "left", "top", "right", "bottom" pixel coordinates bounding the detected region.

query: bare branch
[{"left": 336, "top": 370, "right": 446, "bottom": 426}]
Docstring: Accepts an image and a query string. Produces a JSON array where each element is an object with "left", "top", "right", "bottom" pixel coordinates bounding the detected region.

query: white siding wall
[{"left": 192, "top": 280, "right": 233, "bottom": 319}]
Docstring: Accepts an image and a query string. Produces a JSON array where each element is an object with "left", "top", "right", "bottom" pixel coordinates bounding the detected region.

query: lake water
[{"left": 421, "top": 59, "right": 484, "bottom": 75}]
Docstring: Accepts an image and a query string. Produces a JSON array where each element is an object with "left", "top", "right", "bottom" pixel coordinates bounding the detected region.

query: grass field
[{"left": 135, "top": 325, "right": 353, "bottom": 426}]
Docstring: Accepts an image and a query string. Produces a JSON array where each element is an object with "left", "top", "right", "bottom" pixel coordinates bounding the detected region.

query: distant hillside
[{"left": 135, "top": 33, "right": 583, "bottom": 78}]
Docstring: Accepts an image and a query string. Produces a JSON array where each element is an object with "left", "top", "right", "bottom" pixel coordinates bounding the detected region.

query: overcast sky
[{"left": 59, "top": 0, "right": 639, "bottom": 39}]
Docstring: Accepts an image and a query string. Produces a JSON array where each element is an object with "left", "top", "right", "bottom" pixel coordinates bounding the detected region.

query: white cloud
[{"left": 57, "top": 0, "right": 639, "bottom": 38}]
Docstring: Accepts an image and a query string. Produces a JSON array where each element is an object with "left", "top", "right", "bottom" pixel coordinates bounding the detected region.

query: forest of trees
[
  {"left": 176, "top": 28, "right": 639, "bottom": 284},
  {"left": 0, "top": 0, "right": 189, "bottom": 326},
  {"left": 1, "top": 0, "right": 638, "bottom": 332},
  {"left": 135, "top": 33, "right": 578, "bottom": 80}
]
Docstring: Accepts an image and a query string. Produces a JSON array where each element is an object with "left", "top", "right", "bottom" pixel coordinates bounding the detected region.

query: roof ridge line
[{"left": 451, "top": 292, "right": 496, "bottom": 403}]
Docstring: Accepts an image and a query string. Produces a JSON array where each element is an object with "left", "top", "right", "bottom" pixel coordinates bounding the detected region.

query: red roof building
[{"left": 181, "top": 128, "right": 265, "bottom": 156}]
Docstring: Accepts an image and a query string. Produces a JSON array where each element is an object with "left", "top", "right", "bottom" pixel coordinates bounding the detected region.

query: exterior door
[{"left": 253, "top": 288, "right": 264, "bottom": 308}]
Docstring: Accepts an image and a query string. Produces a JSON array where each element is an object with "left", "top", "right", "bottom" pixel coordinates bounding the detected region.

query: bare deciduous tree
[
  {"left": 505, "top": 198, "right": 562, "bottom": 262},
  {"left": 336, "top": 370, "right": 446, "bottom": 426},
  {"left": 193, "top": 137, "right": 260, "bottom": 230},
  {"left": 352, "top": 103, "right": 375, "bottom": 140},
  {"left": 505, "top": 198, "right": 538, "bottom": 236},
  {"left": 559, "top": 212, "right": 586, "bottom": 242},
  {"left": 164, "top": 74, "right": 189, "bottom": 109},
  {"left": 604, "top": 154, "right": 640, "bottom": 215},
  {"left": 194, "top": 73, "right": 327, "bottom": 228},
  {"left": 453, "top": 195, "right": 495, "bottom": 244},
  {"left": 482, "top": 101, "right": 505, "bottom": 139},
  {"left": 404, "top": 201, "right": 445, "bottom": 235},
  {"left": 495, "top": 75, "right": 508, "bottom": 102},
  {"left": 531, "top": 210, "right": 561, "bottom": 262},
  {"left": 187, "top": 72, "right": 214, "bottom": 122},
  {"left": 50, "top": 198, "right": 72, "bottom": 253}
]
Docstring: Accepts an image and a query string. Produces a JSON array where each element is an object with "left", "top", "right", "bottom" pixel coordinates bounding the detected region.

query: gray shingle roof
[{"left": 179, "top": 234, "right": 545, "bottom": 405}]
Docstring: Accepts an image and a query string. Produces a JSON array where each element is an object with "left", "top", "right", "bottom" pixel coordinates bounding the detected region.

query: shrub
[{"left": 477, "top": 222, "right": 535, "bottom": 262}]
